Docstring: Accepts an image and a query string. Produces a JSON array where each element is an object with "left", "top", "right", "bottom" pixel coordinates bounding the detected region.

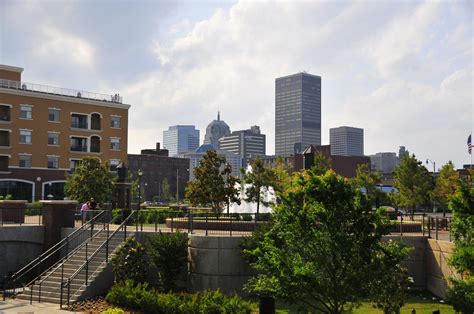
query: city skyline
[{"left": 0, "top": 1, "right": 472, "bottom": 169}]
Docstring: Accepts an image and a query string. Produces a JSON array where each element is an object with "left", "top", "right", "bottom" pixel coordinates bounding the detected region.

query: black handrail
[
  {"left": 60, "top": 210, "right": 135, "bottom": 309},
  {"left": 2, "top": 210, "right": 105, "bottom": 300}
]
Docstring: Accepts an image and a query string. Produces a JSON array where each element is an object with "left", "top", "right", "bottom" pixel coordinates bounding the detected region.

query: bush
[
  {"left": 241, "top": 213, "right": 253, "bottom": 221},
  {"left": 147, "top": 232, "right": 188, "bottom": 291},
  {"left": 101, "top": 308, "right": 124, "bottom": 314},
  {"left": 25, "top": 201, "right": 42, "bottom": 216},
  {"left": 106, "top": 283, "right": 256, "bottom": 314},
  {"left": 111, "top": 237, "right": 147, "bottom": 284},
  {"left": 447, "top": 278, "right": 474, "bottom": 313}
]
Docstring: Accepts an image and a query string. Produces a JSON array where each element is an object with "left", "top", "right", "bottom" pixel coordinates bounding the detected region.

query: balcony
[
  {"left": 70, "top": 145, "right": 88, "bottom": 152},
  {"left": 0, "top": 78, "right": 123, "bottom": 104},
  {"left": 0, "top": 106, "right": 11, "bottom": 122}
]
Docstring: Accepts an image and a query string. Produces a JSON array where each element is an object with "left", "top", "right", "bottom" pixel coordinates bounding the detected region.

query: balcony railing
[
  {"left": 0, "top": 78, "right": 123, "bottom": 104},
  {"left": 70, "top": 145, "right": 88, "bottom": 152}
]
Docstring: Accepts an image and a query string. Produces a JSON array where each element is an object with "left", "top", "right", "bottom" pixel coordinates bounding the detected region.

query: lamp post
[
  {"left": 176, "top": 168, "right": 179, "bottom": 204},
  {"left": 425, "top": 159, "right": 436, "bottom": 213},
  {"left": 138, "top": 169, "right": 143, "bottom": 209}
]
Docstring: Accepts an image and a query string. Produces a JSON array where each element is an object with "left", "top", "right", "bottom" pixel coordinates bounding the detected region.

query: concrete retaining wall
[
  {"left": 0, "top": 226, "right": 44, "bottom": 278},
  {"left": 188, "top": 235, "right": 255, "bottom": 295},
  {"left": 425, "top": 239, "right": 456, "bottom": 299}
]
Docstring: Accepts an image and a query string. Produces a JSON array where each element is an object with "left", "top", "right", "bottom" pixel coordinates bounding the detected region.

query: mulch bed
[{"left": 68, "top": 296, "right": 140, "bottom": 313}]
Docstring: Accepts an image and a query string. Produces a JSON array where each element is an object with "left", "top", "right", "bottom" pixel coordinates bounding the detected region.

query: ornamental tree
[
  {"left": 64, "top": 156, "right": 115, "bottom": 203},
  {"left": 244, "top": 170, "right": 404, "bottom": 314},
  {"left": 241, "top": 157, "right": 275, "bottom": 215}
]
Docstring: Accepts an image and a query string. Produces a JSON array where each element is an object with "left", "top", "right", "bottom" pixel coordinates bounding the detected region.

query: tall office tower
[
  {"left": 203, "top": 112, "right": 231, "bottom": 149},
  {"left": 370, "top": 152, "right": 398, "bottom": 174},
  {"left": 275, "top": 72, "right": 321, "bottom": 157},
  {"left": 329, "top": 126, "right": 364, "bottom": 156},
  {"left": 163, "top": 125, "right": 200, "bottom": 157},
  {"left": 218, "top": 125, "right": 266, "bottom": 166}
]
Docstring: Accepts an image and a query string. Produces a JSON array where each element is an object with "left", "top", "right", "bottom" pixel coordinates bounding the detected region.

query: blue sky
[{"left": 0, "top": 0, "right": 472, "bottom": 169}]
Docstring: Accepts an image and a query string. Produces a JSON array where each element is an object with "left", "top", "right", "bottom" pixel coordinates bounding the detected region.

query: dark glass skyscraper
[{"left": 275, "top": 72, "right": 321, "bottom": 156}]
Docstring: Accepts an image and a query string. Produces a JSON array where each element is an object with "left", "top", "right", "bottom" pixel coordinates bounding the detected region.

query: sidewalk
[{"left": 0, "top": 298, "right": 82, "bottom": 313}]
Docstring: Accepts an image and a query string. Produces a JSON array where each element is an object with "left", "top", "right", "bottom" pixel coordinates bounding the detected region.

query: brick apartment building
[{"left": 0, "top": 64, "right": 130, "bottom": 201}]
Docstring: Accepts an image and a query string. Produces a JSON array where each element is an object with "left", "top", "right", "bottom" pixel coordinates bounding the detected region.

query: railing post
[
  {"left": 124, "top": 223, "right": 127, "bottom": 242},
  {"left": 400, "top": 214, "right": 403, "bottom": 236},
  {"left": 90, "top": 217, "right": 94, "bottom": 238},
  {"left": 30, "top": 284, "right": 33, "bottom": 304},
  {"left": 205, "top": 212, "right": 208, "bottom": 236},
  {"left": 38, "top": 281, "right": 42, "bottom": 303},
  {"left": 171, "top": 215, "right": 174, "bottom": 233},
  {"left": 60, "top": 281, "right": 64, "bottom": 309},
  {"left": 428, "top": 217, "right": 431, "bottom": 238},
  {"left": 67, "top": 279, "right": 71, "bottom": 308},
  {"left": 435, "top": 218, "right": 439, "bottom": 240},
  {"left": 422, "top": 213, "right": 425, "bottom": 237},
  {"left": 106, "top": 224, "right": 109, "bottom": 262},
  {"left": 230, "top": 213, "right": 233, "bottom": 237}
]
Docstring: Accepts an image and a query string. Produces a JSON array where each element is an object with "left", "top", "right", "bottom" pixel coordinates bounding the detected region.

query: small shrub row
[
  {"left": 25, "top": 201, "right": 42, "bottom": 216},
  {"left": 111, "top": 209, "right": 184, "bottom": 225},
  {"left": 106, "top": 280, "right": 255, "bottom": 314}
]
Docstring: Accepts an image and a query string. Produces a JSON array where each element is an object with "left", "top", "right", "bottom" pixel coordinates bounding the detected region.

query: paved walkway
[{"left": 0, "top": 299, "right": 82, "bottom": 313}]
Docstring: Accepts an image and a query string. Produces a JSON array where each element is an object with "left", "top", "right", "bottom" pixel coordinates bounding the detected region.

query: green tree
[
  {"left": 352, "top": 163, "right": 384, "bottom": 209},
  {"left": 244, "top": 170, "right": 401, "bottom": 314},
  {"left": 223, "top": 163, "right": 240, "bottom": 215},
  {"left": 447, "top": 181, "right": 474, "bottom": 313},
  {"left": 241, "top": 157, "right": 275, "bottom": 215},
  {"left": 65, "top": 156, "right": 115, "bottom": 203},
  {"left": 161, "top": 178, "right": 172, "bottom": 202},
  {"left": 311, "top": 151, "right": 332, "bottom": 175},
  {"left": 433, "top": 161, "right": 460, "bottom": 212},
  {"left": 185, "top": 150, "right": 227, "bottom": 212},
  {"left": 393, "top": 154, "right": 433, "bottom": 215},
  {"left": 272, "top": 156, "right": 292, "bottom": 201}
]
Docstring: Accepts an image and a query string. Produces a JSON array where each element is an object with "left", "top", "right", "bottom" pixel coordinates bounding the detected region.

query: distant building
[
  {"left": 128, "top": 145, "right": 189, "bottom": 202},
  {"left": 183, "top": 144, "right": 242, "bottom": 180},
  {"left": 203, "top": 112, "right": 231, "bottom": 149},
  {"left": 275, "top": 72, "right": 321, "bottom": 156},
  {"left": 218, "top": 125, "right": 265, "bottom": 166},
  {"left": 0, "top": 64, "right": 129, "bottom": 201},
  {"left": 370, "top": 152, "right": 398, "bottom": 174},
  {"left": 163, "top": 125, "right": 200, "bottom": 157},
  {"left": 261, "top": 145, "right": 369, "bottom": 178},
  {"left": 398, "top": 146, "right": 409, "bottom": 160},
  {"left": 329, "top": 126, "right": 364, "bottom": 156}
]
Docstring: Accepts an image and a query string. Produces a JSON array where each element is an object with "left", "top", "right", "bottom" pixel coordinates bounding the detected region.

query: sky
[{"left": 0, "top": 0, "right": 472, "bottom": 170}]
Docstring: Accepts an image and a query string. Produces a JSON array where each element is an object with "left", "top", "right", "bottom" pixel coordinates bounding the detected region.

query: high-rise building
[
  {"left": 163, "top": 125, "right": 200, "bottom": 157},
  {"left": 329, "top": 126, "right": 364, "bottom": 156},
  {"left": 218, "top": 125, "right": 265, "bottom": 166},
  {"left": 203, "top": 112, "right": 231, "bottom": 149},
  {"left": 275, "top": 72, "right": 321, "bottom": 157},
  {"left": 370, "top": 152, "right": 398, "bottom": 174},
  {"left": 0, "top": 64, "right": 130, "bottom": 201}
]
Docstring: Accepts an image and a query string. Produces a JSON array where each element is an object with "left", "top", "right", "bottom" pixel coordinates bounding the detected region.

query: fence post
[
  {"left": 422, "top": 213, "right": 425, "bottom": 237},
  {"left": 400, "top": 214, "right": 403, "bottom": 236},
  {"left": 435, "top": 218, "right": 439, "bottom": 240},
  {"left": 230, "top": 213, "right": 233, "bottom": 237},
  {"left": 171, "top": 215, "right": 174, "bottom": 233},
  {"left": 106, "top": 223, "right": 109, "bottom": 262},
  {"left": 428, "top": 218, "right": 431, "bottom": 238},
  {"left": 205, "top": 212, "right": 208, "bottom": 236}
]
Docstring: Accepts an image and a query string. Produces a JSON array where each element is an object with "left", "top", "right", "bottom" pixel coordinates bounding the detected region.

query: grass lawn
[{"left": 276, "top": 293, "right": 454, "bottom": 313}]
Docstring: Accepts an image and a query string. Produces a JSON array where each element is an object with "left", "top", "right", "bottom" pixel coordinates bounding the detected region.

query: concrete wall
[
  {"left": 188, "top": 235, "right": 255, "bottom": 295},
  {"left": 425, "top": 239, "right": 456, "bottom": 299},
  {"left": 0, "top": 226, "right": 44, "bottom": 278}
]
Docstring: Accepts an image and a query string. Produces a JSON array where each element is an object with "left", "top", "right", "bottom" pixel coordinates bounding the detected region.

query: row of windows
[
  {"left": 13, "top": 130, "right": 121, "bottom": 150},
  {"left": 15, "top": 155, "right": 121, "bottom": 170},
  {"left": 11, "top": 105, "right": 122, "bottom": 128}
]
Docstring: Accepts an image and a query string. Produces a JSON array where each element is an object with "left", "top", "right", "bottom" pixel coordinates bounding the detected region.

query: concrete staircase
[{"left": 16, "top": 230, "right": 125, "bottom": 304}]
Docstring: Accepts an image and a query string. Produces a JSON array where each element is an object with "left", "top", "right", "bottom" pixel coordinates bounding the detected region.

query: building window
[
  {"left": 70, "top": 137, "right": 87, "bottom": 152},
  {"left": 48, "top": 132, "right": 59, "bottom": 145},
  {"left": 0, "top": 156, "right": 8, "bottom": 171},
  {"left": 47, "top": 156, "right": 59, "bottom": 169},
  {"left": 111, "top": 116, "right": 121, "bottom": 128},
  {"left": 48, "top": 108, "right": 60, "bottom": 122},
  {"left": 20, "top": 105, "right": 32, "bottom": 119},
  {"left": 0, "top": 130, "right": 10, "bottom": 146},
  {"left": 19, "top": 155, "right": 31, "bottom": 168},
  {"left": 109, "top": 159, "right": 120, "bottom": 171},
  {"left": 70, "top": 159, "right": 81, "bottom": 171},
  {"left": 91, "top": 113, "right": 101, "bottom": 130},
  {"left": 71, "top": 114, "right": 88, "bottom": 129},
  {"left": 19, "top": 130, "right": 32, "bottom": 144},
  {"left": 90, "top": 135, "right": 101, "bottom": 153},
  {"left": 0, "top": 105, "right": 11, "bottom": 122},
  {"left": 110, "top": 138, "right": 120, "bottom": 150}
]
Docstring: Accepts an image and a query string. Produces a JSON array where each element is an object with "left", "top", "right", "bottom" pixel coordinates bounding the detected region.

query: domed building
[{"left": 203, "top": 111, "right": 231, "bottom": 149}]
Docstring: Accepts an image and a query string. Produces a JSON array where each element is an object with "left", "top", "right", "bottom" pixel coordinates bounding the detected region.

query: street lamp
[
  {"left": 138, "top": 169, "right": 143, "bottom": 209},
  {"left": 425, "top": 159, "right": 436, "bottom": 213}
]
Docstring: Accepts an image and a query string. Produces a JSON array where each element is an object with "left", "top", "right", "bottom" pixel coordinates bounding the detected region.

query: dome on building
[{"left": 203, "top": 111, "right": 231, "bottom": 149}]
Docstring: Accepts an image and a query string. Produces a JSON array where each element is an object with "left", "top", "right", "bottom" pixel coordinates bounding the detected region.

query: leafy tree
[
  {"left": 147, "top": 232, "right": 188, "bottom": 292},
  {"left": 161, "top": 178, "right": 172, "bottom": 202},
  {"left": 244, "top": 170, "right": 400, "bottom": 314},
  {"left": 447, "top": 181, "right": 474, "bottom": 313},
  {"left": 65, "top": 156, "right": 115, "bottom": 203},
  {"left": 223, "top": 163, "right": 240, "bottom": 215},
  {"left": 311, "top": 151, "right": 332, "bottom": 175},
  {"left": 433, "top": 161, "right": 460, "bottom": 212},
  {"left": 112, "top": 237, "right": 147, "bottom": 284},
  {"left": 241, "top": 157, "right": 275, "bottom": 215},
  {"left": 272, "top": 156, "right": 292, "bottom": 201},
  {"left": 352, "top": 163, "right": 383, "bottom": 209},
  {"left": 393, "top": 154, "right": 433, "bottom": 215},
  {"left": 185, "top": 150, "right": 227, "bottom": 212}
]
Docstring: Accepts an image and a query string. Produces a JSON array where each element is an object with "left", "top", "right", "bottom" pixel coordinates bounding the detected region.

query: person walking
[{"left": 81, "top": 200, "right": 90, "bottom": 224}]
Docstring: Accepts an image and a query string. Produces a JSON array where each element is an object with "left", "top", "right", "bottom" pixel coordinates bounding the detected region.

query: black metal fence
[{"left": 0, "top": 207, "right": 42, "bottom": 226}]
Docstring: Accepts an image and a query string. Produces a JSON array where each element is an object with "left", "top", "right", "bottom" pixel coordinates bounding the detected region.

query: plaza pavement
[{"left": 0, "top": 298, "right": 83, "bottom": 313}]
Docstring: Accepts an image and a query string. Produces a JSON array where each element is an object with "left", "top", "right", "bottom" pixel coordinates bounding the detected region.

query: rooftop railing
[{"left": 0, "top": 78, "right": 123, "bottom": 104}]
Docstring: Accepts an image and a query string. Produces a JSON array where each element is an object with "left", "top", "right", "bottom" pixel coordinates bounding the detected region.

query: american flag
[{"left": 468, "top": 134, "right": 472, "bottom": 155}]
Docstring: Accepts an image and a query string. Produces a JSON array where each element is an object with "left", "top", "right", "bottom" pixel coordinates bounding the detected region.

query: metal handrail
[
  {"left": 60, "top": 210, "right": 135, "bottom": 308},
  {"left": 2, "top": 211, "right": 105, "bottom": 299}
]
